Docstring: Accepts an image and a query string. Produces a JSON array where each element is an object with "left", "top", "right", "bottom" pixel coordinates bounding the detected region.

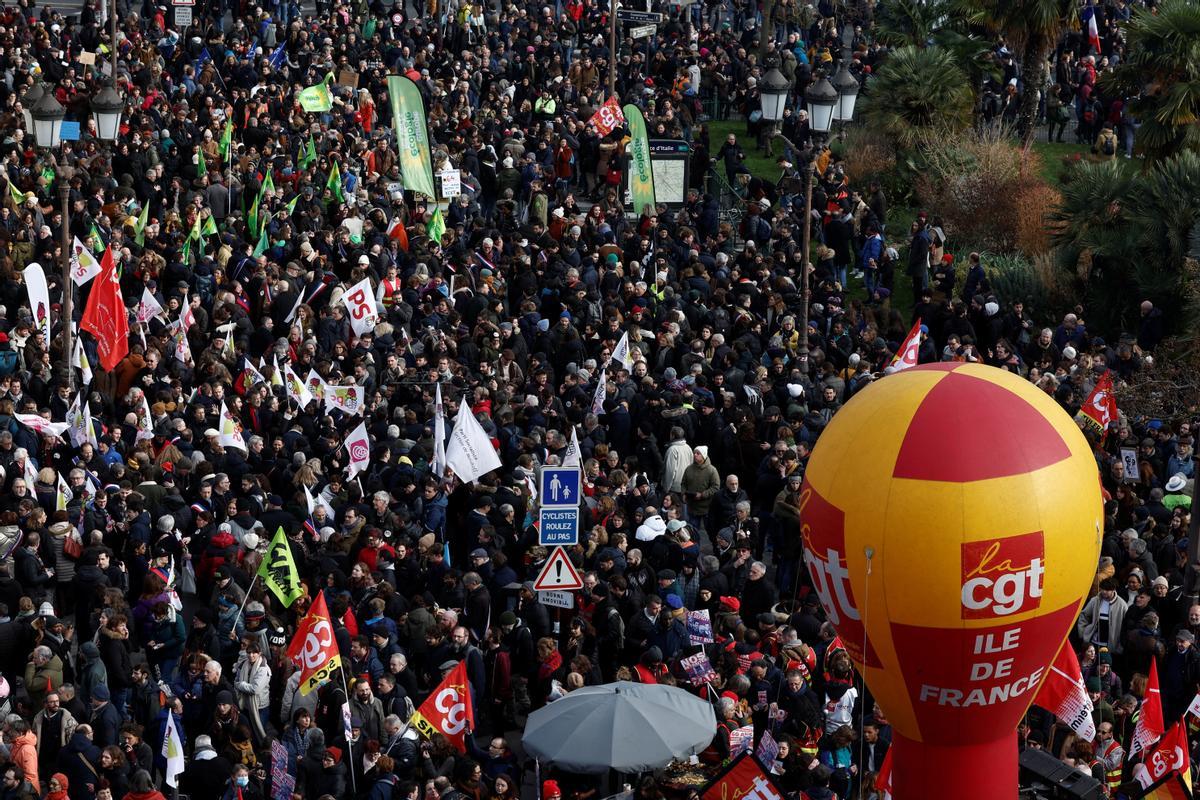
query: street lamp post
[
  {"left": 759, "top": 70, "right": 851, "bottom": 371},
  {"left": 30, "top": 83, "right": 124, "bottom": 388},
  {"left": 831, "top": 53, "right": 860, "bottom": 139}
]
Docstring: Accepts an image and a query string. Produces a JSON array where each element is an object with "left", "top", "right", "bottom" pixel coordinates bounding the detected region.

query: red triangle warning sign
[{"left": 533, "top": 546, "right": 583, "bottom": 591}]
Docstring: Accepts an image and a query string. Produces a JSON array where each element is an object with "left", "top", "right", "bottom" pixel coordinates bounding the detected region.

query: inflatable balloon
[{"left": 801, "top": 363, "right": 1101, "bottom": 799}]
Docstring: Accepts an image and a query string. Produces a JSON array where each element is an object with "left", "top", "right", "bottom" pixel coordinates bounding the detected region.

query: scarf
[{"left": 537, "top": 650, "right": 563, "bottom": 679}]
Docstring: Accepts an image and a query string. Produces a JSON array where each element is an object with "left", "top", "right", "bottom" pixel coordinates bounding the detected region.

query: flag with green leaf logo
[
  {"left": 426, "top": 207, "right": 446, "bottom": 244},
  {"left": 622, "top": 104, "right": 657, "bottom": 215},
  {"left": 326, "top": 161, "right": 345, "bottom": 204},
  {"left": 298, "top": 81, "right": 332, "bottom": 112},
  {"left": 387, "top": 75, "right": 437, "bottom": 200}
]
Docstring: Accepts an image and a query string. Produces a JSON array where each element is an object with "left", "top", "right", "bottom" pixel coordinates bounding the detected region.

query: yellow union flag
[{"left": 257, "top": 527, "right": 303, "bottom": 606}]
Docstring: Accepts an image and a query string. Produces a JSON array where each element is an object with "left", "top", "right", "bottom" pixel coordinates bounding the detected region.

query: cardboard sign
[
  {"left": 338, "top": 69, "right": 359, "bottom": 87},
  {"left": 78, "top": 51, "right": 96, "bottom": 65}
]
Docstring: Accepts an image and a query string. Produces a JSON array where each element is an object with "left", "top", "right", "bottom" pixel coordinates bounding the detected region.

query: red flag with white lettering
[
  {"left": 411, "top": 661, "right": 475, "bottom": 752},
  {"left": 589, "top": 97, "right": 626, "bottom": 137},
  {"left": 891, "top": 318, "right": 922, "bottom": 372},
  {"left": 1131, "top": 658, "right": 1165, "bottom": 757},
  {"left": 1033, "top": 641, "right": 1095, "bottom": 741},
  {"left": 1077, "top": 370, "right": 1118, "bottom": 435}
]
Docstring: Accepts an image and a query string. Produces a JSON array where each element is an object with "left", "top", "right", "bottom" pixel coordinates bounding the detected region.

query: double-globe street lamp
[
  {"left": 25, "top": 82, "right": 124, "bottom": 387},
  {"left": 759, "top": 58, "right": 858, "bottom": 369}
]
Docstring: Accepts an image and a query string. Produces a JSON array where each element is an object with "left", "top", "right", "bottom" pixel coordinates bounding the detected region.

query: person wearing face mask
[{"left": 219, "top": 763, "right": 263, "bottom": 800}]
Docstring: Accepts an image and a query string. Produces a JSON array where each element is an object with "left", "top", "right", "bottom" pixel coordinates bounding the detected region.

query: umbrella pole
[{"left": 535, "top": 758, "right": 542, "bottom": 800}]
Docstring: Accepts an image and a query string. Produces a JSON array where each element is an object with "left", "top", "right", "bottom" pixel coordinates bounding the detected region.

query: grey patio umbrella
[{"left": 521, "top": 681, "right": 717, "bottom": 773}]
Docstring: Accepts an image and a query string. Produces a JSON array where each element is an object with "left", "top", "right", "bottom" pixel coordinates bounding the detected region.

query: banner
[
  {"left": 298, "top": 81, "right": 333, "bottom": 112},
  {"left": 325, "top": 384, "right": 365, "bottom": 416},
  {"left": 23, "top": 263, "right": 51, "bottom": 351},
  {"left": 344, "top": 420, "right": 371, "bottom": 479},
  {"left": 70, "top": 237, "right": 102, "bottom": 285},
  {"left": 1033, "top": 640, "right": 1095, "bottom": 742},
  {"left": 562, "top": 427, "right": 582, "bottom": 468},
  {"left": 680, "top": 651, "right": 718, "bottom": 687},
  {"left": 687, "top": 610, "right": 714, "bottom": 644},
  {"left": 411, "top": 661, "right": 475, "bottom": 753},
  {"left": 72, "top": 333, "right": 93, "bottom": 386},
  {"left": 728, "top": 725, "right": 754, "bottom": 757},
  {"left": 590, "top": 96, "right": 626, "bottom": 137},
  {"left": 446, "top": 399, "right": 502, "bottom": 483},
  {"left": 592, "top": 377, "right": 607, "bottom": 415},
  {"left": 387, "top": 75, "right": 438, "bottom": 200},
  {"left": 136, "top": 393, "right": 154, "bottom": 441},
  {"left": 80, "top": 247, "right": 129, "bottom": 371},
  {"left": 433, "top": 383, "right": 447, "bottom": 479},
  {"left": 622, "top": 104, "right": 656, "bottom": 215},
  {"left": 341, "top": 276, "right": 379, "bottom": 336},
  {"left": 610, "top": 332, "right": 635, "bottom": 371},
  {"left": 15, "top": 413, "right": 69, "bottom": 438},
  {"left": 258, "top": 527, "right": 303, "bottom": 607},
  {"left": 701, "top": 754, "right": 784, "bottom": 800},
  {"left": 283, "top": 363, "right": 313, "bottom": 408},
  {"left": 286, "top": 592, "right": 342, "bottom": 695},
  {"left": 755, "top": 730, "right": 779, "bottom": 771},
  {"left": 270, "top": 738, "right": 295, "bottom": 800}
]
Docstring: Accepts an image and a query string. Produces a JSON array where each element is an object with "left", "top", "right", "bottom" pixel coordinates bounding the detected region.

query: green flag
[
  {"left": 201, "top": 214, "right": 217, "bottom": 237},
  {"left": 426, "top": 207, "right": 446, "bottom": 244},
  {"left": 285, "top": 194, "right": 300, "bottom": 216},
  {"left": 219, "top": 120, "right": 233, "bottom": 159},
  {"left": 7, "top": 180, "right": 23, "bottom": 208},
  {"left": 623, "top": 104, "right": 657, "bottom": 215},
  {"left": 387, "top": 75, "right": 438, "bottom": 200},
  {"left": 261, "top": 169, "right": 276, "bottom": 198},
  {"left": 196, "top": 148, "right": 207, "bottom": 177},
  {"left": 297, "top": 81, "right": 332, "bottom": 113},
  {"left": 90, "top": 224, "right": 106, "bottom": 253},
  {"left": 258, "top": 527, "right": 303, "bottom": 607},
  {"left": 326, "top": 161, "right": 345, "bottom": 204},
  {"left": 189, "top": 215, "right": 204, "bottom": 257},
  {"left": 248, "top": 195, "right": 259, "bottom": 239},
  {"left": 134, "top": 203, "right": 150, "bottom": 246},
  {"left": 299, "top": 135, "right": 317, "bottom": 170},
  {"left": 253, "top": 226, "right": 270, "bottom": 257}
]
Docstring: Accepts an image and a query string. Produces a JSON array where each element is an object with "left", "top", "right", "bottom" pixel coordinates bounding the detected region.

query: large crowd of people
[{"left": 0, "top": 0, "right": 1181, "bottom": 797}]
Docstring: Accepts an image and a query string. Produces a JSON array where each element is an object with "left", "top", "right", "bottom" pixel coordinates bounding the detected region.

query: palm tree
[
  {"left": 971, "top": 0, "right": 1077, "bottom": 146},
  {"left": 859, "top": 46, "right": 975, "bottom": 151},
  {"left": 875, "top": 0, "right": 954, "bottom": 47},
  {"left": 1103, "top": 0, "right": 1200, "bottom": 162}
]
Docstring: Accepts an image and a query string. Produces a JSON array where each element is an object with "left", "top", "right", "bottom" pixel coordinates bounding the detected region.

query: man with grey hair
[
  {"left": 24, "top": 646, "right": 62, "bottom": 709},
  {"left": 462, "top": 571, "right": 491, "bottom": 641}
]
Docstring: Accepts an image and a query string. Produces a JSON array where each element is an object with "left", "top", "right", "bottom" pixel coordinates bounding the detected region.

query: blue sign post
[
  {"left": 539, "top": 507, "right": 580, "bottom": 546},
  {"left": 539, "top": 467, "right": 581, "bottom": 508}
]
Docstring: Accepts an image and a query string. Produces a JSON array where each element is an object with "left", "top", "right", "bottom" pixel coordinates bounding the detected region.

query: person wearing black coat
[
  {"left": 55, "top": 728, "right": 102, "bottom": 798},
  {"left": 97, "top": 619, "right": 134, "bottom": 712},
  {"left": 180, "top": 735, "right": 234, "bottom": 800}
]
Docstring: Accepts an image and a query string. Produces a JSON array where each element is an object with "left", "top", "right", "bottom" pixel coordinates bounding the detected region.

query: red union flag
[
  {"left": 286, "top": 592, "right": 342, "bottom": 695},
  {"left": 701, "top": 753, "right": 784, "bottom": 800},
  {"left": 80, "top": 246, "right": 129, "bottom": 371},
  {"left": 1133, "top": 722, "right": 1190, "bottom": 792},
  {"left": 1033, "top": 640, "right": 1095, "bottom": 741},
  {"left": 891, "top": 318, "right": 922, "bottom": 372},
  {"left": 589, "top": 96, "right": 626, "bottom": 137},
  {"left": 1131, "top": 657, "right": 1166, "bottom": 757},
  {"left": 1077, "top": 370, "right": 1118, "bottom": 434},
  {"left": 411, "top": 661, "right": 474, "bottom": 752}
]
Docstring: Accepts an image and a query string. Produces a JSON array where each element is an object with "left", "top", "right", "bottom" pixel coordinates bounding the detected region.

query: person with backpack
[{"left": 1096, "top": 124, "right": 1119, "bottom": 160}]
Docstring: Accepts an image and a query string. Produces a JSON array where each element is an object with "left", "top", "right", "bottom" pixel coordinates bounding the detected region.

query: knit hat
[{"left": 543, "top": 781, "right": 562, "bottom": 798}]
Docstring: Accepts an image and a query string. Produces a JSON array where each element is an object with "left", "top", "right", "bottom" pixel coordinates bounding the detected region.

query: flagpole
[
  {"left": 340, "top": 666, "right": 358, "bottom": 794},
  {"left": 231, "top": 574, "right": 260, "bottom": 632}
]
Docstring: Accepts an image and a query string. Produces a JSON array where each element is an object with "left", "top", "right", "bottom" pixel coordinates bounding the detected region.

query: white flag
[
  {"left": 242, "top": 358, "right": 267, "bottom": 387},
  {"left": 324, "top": 384, "right": 365, "bottom": 416},
  {"left": 219, "top": 400, "right": 247, "bottom": 452},
  {"left": 285, "top": 288, "right": 304, "bottom": 324},
  {"left": 591, "top": 378, "right": 607, "bottom": 415},
  {"left": 72, "top": 332, "right": 93, "bottom": 387},
  {"left": 344, "top": 420, "right": 371, "bottom": 479},
  {"left": 162, "top": 715, "right": 185, "bottom": 788},
  {"left": 610, "top": 332, "right": 635, "bottom": 371},
  {"left": 136, "top": 394, "right": 154, "bottom": 441},
  {"left": 306, "top": 369, "right": 327, "bottom": 401},
  {"left": 82, "top": 400, "right": 97, "bottom": 447},
  {"left": 22, "top": 456, "right": 37, "bottom": 488},
  {"left": 15, "top": 413, "right": 69, "bottom": 438},
  {"left": 446, "top": 398, "right": 502, "bottom": 484},
  {"left": 304, "top": 482, "right": 335, "bottom": 520},
  {"left": 563, "top": 426, "right": 582, "bottom": 467},
  {"left": 284, "top": 363, "right": 313, "bottom": 407},
  {"left": 433, "top": 383, "right": 447, "bottom": 479},
  {"left": 70, "top": 237, "right": 102, "bottom": 285},
  {"left": 341, "top": 276, "right": 379, "bottom": 336},
  {"left": 270, "top": 355, "right": 285, "bottom": 388},
  {"left": 180, "top": 302, "right": 196, "bottom": 332},
  {"left": 55, "top": 471, "right": 70, "bottom": 511},
  {"left": 67, "top": 393, "right": 88, "bottom": 447},
  {"left": 137, "top": 286, "right": 164, "bottom": 323},
  {"left": 23, "top": 263, "right": 51, "bottom": 351}
]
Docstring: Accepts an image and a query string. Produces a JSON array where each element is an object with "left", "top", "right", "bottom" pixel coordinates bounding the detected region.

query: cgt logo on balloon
[{"left": 897, "top": 531, "right": 1075, "bottom": 716}]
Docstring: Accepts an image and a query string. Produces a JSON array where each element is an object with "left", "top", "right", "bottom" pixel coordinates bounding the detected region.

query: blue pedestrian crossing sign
[
  {"left": 540, "top": 467, "right": 580, "bottom": 508},
  {"left": 539, "top": 506, "right": 580, "bottom": 546}
]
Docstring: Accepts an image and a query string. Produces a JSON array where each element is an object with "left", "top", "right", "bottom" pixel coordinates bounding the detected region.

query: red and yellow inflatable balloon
[{"left": 801, "top": 363, "right": 1101, "bottom": 799}]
